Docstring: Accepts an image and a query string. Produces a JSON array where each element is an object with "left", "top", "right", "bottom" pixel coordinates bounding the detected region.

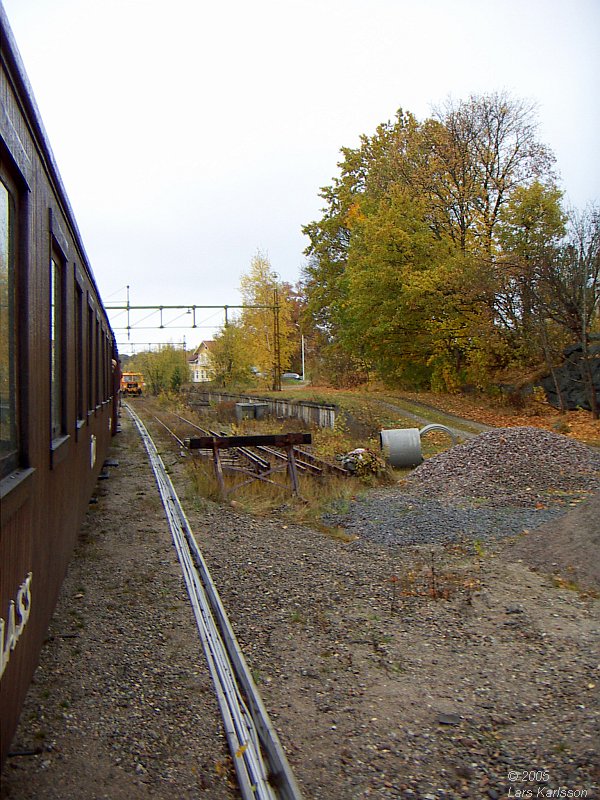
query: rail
[
  {"left": 172, "top": 413, "right": 271, "bottom": 472},
  {"left": 125, "top": 403, "right": 304, "bottom": 800}
]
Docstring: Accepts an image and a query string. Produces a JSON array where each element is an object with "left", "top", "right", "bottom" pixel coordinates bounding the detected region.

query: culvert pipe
[
  {"left": 379, "top": 428, "right": 423, "bottom": 468},
  {"left": 380, "top": 423, "right": 457, "bottom": 468},
  {"left": 418, "top": 423, "right": 458, "bottom": 445}
]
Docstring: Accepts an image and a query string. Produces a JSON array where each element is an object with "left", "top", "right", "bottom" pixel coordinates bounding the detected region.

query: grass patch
[
  {"left": 551, "top": 573, "right": 599, "bottom": 599},
  {"left": 187, "top": 453, "right": 366, "bottom": 537}
]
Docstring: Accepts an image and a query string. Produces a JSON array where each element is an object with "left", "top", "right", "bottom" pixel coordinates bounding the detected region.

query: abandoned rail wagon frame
[{"left": 0, "top": 9, "right": 119, "bottom": 765}]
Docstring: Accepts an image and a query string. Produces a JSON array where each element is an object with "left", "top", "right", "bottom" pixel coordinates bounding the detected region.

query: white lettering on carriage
[{"left": 0, "top": 572, "right": 32, "bottom": 679}]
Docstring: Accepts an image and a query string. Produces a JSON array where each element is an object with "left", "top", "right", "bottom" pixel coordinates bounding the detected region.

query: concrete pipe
[
  {"left": 418, "top": 423, "right": 458, "bottom": 445},
  {"left": 379, "top": 427, "right": 423, "bottom": 468}
]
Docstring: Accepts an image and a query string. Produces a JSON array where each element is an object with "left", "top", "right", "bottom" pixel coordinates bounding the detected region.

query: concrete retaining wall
[{"left": 187, "top": 389, "right": 337, "bottom": 429}]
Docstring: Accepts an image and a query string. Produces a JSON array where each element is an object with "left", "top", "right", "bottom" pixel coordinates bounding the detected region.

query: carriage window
[
  {"left": 50, "top": 250, "right": 65, "bottom": 440},
  {"left": 98, "top": 328, "right": 106, "bottom": 403},
  {"left": 95, "top": 317, "right": 101, "bottom": 406},
  {"left": 102, "top": 331, "right": 109, "bottom": 402},
  {"left": 0, "top": 177, "right": 18, "bottom": 478},
  {"left": 75, "top": 280, "right": 84, "bottom": 423},
  {"left": 87, "top": 304, "right": 95, "bottom": 413}
]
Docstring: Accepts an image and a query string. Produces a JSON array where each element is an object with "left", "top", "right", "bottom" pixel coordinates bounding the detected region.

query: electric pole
[{"left": 272, "top": 285, "right": 281, "bottom": 391}]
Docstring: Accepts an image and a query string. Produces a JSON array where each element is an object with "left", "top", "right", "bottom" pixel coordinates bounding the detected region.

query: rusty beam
[{"left": 184, "top": 432, "right": 312, "bottom": 450}]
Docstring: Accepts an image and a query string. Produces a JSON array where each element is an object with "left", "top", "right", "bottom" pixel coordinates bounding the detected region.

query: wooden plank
[
  {"left": 185, "top": 432, "right": 312, "bottom": 450},
  {"left": 212, "top": 440, "right": 227, "bottom": 499},
  {"left": 286, "top": 445, "right": 300, "bottom": 495}
]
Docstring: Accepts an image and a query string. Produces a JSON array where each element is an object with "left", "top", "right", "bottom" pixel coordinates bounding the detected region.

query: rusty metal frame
[{"left": 186, "top": 433, "right": 311, "bottom": 500}]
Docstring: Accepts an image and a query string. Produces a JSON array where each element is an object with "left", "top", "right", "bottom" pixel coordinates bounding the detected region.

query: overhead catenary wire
[{"left": 125, "top": 403, "right": 303, "bottom": 800}]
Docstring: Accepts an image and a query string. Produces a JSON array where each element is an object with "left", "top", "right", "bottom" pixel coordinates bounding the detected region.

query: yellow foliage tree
[
  {"left": 211, "top": 320, "right": 255, "bottom": 388},
  {"left": 239, "top": 251, "right": 297, "bottom": 387}
]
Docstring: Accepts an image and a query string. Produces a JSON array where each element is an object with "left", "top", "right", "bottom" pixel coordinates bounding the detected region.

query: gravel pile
[
  {"left": 323, "top": 427, "right": 600, "bottom": 548},
  {"left": 404, "top": 426, "right": 600, "bottom": 507}
]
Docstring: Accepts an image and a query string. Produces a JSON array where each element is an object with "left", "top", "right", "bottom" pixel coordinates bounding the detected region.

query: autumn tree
[
  {"left": 342, "top": 186, "right": 502, "bottom": 389},
  {"left": 210, "top": 320, "right": 255, "bottom": 388},
  {"left": 532, "top": 206, "right": 600, "bottom": 417},
  {"left": 239, "top": 251, "right": 297, "bottom": 388},
  {"left": 301, "top": 93, "right": 560, "bottom": 390},
  {"left": 496, "top": 181, "right": 567, "bottom": 363},
  {"left": 302, "top": 111, "right": 424, "bottom": 382},
  {"left": 129, "top": 345, "right": 188, "bottom": 395},
  {"left": 430, "top": 93, "right": 555, "bottom": 255}
]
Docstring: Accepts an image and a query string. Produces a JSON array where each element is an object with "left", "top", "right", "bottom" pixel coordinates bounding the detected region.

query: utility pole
[{"left": 272, "top": 285, "right": 281, "bottom": 391}]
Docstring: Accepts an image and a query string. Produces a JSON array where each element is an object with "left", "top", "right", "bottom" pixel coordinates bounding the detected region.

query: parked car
[{"left": 282, "top": 372, "right": 301, "bottom": 380}]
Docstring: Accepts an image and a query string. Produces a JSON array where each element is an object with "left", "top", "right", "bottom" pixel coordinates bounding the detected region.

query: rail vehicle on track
[
  {"left": 120, "top": 371, "right": 145, "bottom": 396},
  {"left": 1, "top": 8, "right": 120, "bottom": 764}
]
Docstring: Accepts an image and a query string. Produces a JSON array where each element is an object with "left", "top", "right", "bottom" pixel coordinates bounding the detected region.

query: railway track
[
  {"left": 125, "top": 402, "right": 303, "bottom": 800},
  {"left": 150, "top": 408, "right": 348, "bottom": 478}
]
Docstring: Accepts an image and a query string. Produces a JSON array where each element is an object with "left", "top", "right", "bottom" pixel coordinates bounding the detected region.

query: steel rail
[
  {"left": 125, "top": 404, "right": 303, "bottom": 800},
  {"left": 151, "top": 412, "right": 240, "bottom": 467},
  {"left": 172, "top": 413, "right": 271, "bottom": 472},
  {"left": 152, "top": 414, "right": 186, "bottom": 447},
  {"left": 255, "top": 444, "right": 315, "bottom": 474}
]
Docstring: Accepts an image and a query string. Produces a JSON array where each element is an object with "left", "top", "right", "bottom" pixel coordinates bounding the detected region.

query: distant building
[{"left": 188, "top": 340, "right": 216, "bottom": 383}]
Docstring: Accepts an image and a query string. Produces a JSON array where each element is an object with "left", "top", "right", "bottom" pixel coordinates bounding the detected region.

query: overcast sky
[{"left": 3, "top": 0, "right": 599, "bottom": 352}]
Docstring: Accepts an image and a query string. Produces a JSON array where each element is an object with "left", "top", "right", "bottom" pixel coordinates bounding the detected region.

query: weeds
[
  {"left": 551, "top": 573, "right": 599, "bottom": 599},
  {"left": 473, "top": 539, "right": 486, "bottom": 558},
  {"left": 390, "top": 549, "right": 482, "bottom": 609},
  {"left": 186, "top": 442, "right": 367, "bottom": 535},
  {"left": 140, "top": 393, "right": 393, "bottom": 535}
]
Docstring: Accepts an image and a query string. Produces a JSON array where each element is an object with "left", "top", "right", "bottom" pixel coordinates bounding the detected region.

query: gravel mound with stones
[
  {"left": 323, "top": 427, "right": 600, "bottom": 548},
  {"left": 404, "top": 426, "right": 600, "bottom": 507}
]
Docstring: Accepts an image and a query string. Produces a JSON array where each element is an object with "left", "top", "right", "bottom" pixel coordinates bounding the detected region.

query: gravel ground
[
  {"left": 2, "top": 415, "right": 599, "bottom": 800},
  {"left": 323, "top": 427, "right": 600, "bottom": 547},
  {"left": 322, "top": 492, "right": 568, "bottom": 548}
]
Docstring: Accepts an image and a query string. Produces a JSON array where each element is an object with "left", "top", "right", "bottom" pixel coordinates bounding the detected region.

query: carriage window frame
[
  {"left": 101, "top": 328, "right": 108, "bottom": 404},
  {"left": 50, "top": 249, "right": 62, "bottom": 438},
  {"left": 95, "top": 316, "right": 101, "bottom": 409},
  {"left": 0, "top": 170, "right": 19, "bottom": 480},
  {"left": 87, "top": 299, "right": 96, "bottom": 417},
  {"left": 74, "top": 271, "right": 85, "bottom": 430},
  {"left": 50, "top": 240, "right": 69, "bottom": 463}
]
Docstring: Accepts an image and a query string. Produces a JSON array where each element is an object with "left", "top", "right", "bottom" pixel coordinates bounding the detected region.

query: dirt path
[{"left": 372, "top": 397, "right": 492, "bottom": 439}]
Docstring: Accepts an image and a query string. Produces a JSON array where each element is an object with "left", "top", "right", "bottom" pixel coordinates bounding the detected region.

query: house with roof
[{"left": 188, "top": 340, "right": 216, "bottom": 383}]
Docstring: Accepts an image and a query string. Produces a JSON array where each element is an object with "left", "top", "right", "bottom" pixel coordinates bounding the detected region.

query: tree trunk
[
  {"left": 580, "top": 305, "right": 599, "bottom": 419},
  {"left": 540, "top": 322, "right": 566, "bottom": 413}
]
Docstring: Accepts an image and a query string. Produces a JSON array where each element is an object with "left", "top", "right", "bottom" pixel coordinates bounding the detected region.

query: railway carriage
[{"left": 1, "top": 8, "right": 119, "bottom": 764}]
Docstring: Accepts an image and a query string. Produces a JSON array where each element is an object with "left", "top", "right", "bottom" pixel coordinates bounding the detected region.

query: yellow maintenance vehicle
[{"left": 120, "top": 372, "right": 145, "bottom": 396}]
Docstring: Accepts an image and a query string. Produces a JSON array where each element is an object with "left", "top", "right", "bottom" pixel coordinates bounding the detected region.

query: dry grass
[
  {"left": 186, "top": 453, "right": 364, "bottom": 540},
  {"left": 135, "top": 394, "right": 379, "bottom": 536}
]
